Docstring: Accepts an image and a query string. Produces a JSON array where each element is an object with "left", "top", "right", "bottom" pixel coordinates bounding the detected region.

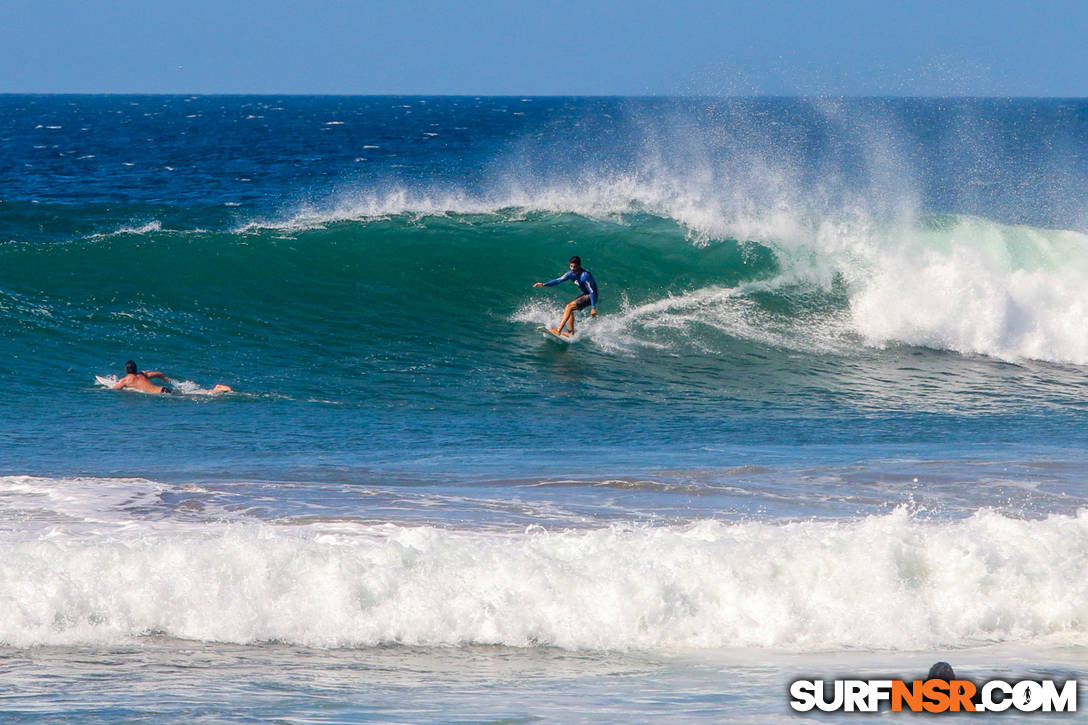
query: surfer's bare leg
[
  {"left": 558, "top": 301, "right": 577, "bottom": 336},
  {"left": 210, "top": 384, "right": 232, "bottom": 394}
]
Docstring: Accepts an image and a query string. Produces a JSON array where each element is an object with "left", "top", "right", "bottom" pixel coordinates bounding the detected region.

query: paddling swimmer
[
  {"left": 112, "top": 360, "right": 232, "bottom": 395},
  {"left": 533, "top": 256, "right": 598, "bottom": 337}
]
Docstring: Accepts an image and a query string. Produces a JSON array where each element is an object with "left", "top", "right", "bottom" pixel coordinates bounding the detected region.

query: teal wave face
[
  {"left": 7, "top": 203, "right": 1088, "bottom": 380},
  {"left": 0, "top": 208, "right": 786, "bottom": 377}
]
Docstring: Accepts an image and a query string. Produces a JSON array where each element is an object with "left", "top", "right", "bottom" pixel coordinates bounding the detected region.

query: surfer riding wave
[{"left": 533, "top": 256, "right": 598, "bottom": 337}]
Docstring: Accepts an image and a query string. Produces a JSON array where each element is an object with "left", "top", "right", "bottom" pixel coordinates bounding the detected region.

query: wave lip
[
  {"left": 2, "top": 507, "right": 1086, "bottom": 651},
  {"left": 85, "top": 220, "right": 164, "bottom": 239}
]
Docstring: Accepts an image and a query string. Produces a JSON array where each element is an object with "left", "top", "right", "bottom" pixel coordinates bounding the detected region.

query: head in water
[
  {"left": 569, "top": 256, "right": 581, "bottom": 271},
  {"left": 125, "top": 360, "right": 138, "bottom": 375}
]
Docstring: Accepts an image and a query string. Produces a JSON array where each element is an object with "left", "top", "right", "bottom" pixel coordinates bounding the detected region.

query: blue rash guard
[{"left": 544, "top": 268, "right": 599, "bottom": 310}]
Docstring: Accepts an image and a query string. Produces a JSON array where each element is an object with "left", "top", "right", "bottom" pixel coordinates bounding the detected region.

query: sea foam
[
  {"left": 844, "top": 217, "right": 1088, "bottom": 363},
  {"left": 2, "top": 477, "right": 1086, "bottom": 652}
]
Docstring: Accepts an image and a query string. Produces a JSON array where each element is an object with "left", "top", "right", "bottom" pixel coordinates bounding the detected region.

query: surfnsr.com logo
[{"left": 789, "top": 679, "right": 1077, "bottom": 713}]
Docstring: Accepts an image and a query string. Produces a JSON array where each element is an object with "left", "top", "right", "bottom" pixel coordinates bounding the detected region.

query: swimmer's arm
[
  {"left": 112, "top": 379, "right": 127, "bottom": 390},
  {"left": 144, "top": 371, "right": 168, "bottom": 381}
]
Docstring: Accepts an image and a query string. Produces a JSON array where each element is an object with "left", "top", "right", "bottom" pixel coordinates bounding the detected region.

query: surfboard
[
  {"left": 94, "top": 375, "right": 116, "bottom": 388},
  {"left": 539, "top": 326, "right": 575, "bottom": 343}
]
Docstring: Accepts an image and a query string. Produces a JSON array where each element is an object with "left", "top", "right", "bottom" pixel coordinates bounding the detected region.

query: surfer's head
[
  {"left": 569, "top": 256, "right": 581, "bottom": 270},
  {"left": 125, "top": 360, "right": 138, "bottom": 375}
]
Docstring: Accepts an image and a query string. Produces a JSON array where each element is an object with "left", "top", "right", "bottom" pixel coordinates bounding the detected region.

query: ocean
[{"left": 2, "top": 95, "right": 1087, "bottom": 721}]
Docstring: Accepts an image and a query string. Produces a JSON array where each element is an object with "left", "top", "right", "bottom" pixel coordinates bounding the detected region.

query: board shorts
[
  {"left": 160, "top": 386, "right": 177, "bottom": 395},
  {"left": 571, "top": 294, "right": 593, "bottom": 310}
]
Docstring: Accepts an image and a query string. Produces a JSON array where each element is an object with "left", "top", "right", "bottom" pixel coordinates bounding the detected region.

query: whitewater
[
  {"left": 2, "top": 95, "right": 1088, "bottom": 721},
  {"left": 4, "top": 473, "right": 1088, "bottom": 653}
]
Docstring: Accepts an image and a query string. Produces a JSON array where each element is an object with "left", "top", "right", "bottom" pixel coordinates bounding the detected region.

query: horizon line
[{"left": 2, "top": 92, "right": 1085, "bottom": 100}]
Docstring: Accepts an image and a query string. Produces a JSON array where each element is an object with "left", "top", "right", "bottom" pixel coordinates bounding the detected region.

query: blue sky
[{"left": 2, "top": 0, "right": 1085, "bottom": 95}]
